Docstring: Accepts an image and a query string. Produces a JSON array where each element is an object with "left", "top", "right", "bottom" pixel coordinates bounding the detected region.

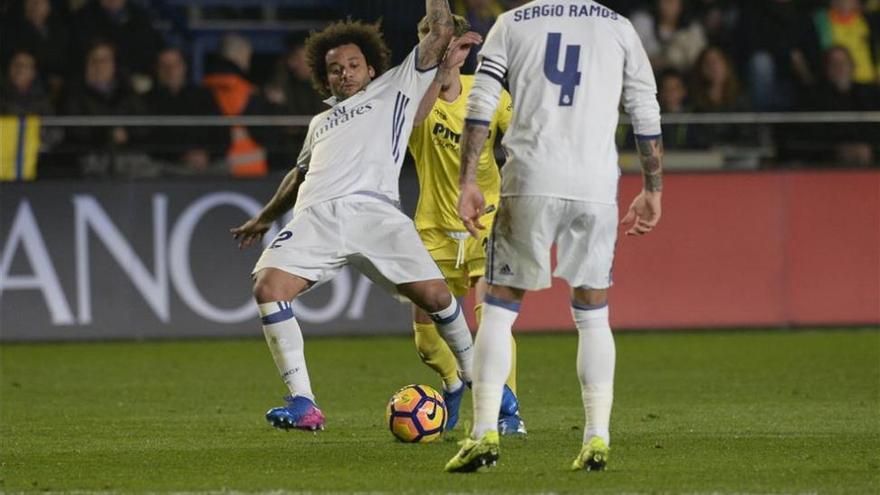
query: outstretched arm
[
  {"left": 230, "top": 165, "right": 306, "bottom": 249},
  {"left": 417, "top": 0, "right": 454, "bottom": 70},
  {"left": 621, "top": 137, "right": 664, "bottom": 236},
  {"left": 414, "top": 67, "right": 453, "bottom": 125},
  {"left": 414, "top": 32, "right": 483, "bottom": 125}
]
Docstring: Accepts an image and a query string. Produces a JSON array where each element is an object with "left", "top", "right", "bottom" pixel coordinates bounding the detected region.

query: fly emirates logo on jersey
[{"left": 314, "top": 102, "right": 375, "bottom": 140}]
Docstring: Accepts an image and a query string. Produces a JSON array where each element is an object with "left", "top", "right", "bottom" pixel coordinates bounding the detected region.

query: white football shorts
[
  {"left": 253, "top": 195, "right": 444, "bottom": 294},
  {"left": 486, "top": 196, "right": 618, "bottom": 291}
]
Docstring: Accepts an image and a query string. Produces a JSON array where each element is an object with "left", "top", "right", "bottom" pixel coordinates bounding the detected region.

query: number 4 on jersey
[{"left": 543, "top": 33, "right": 582, "bottom": 107}]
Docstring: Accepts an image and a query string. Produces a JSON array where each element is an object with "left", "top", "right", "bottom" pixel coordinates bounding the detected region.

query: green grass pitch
[{"left": 2, "top": 329, "right": 878, "bottom": 494}]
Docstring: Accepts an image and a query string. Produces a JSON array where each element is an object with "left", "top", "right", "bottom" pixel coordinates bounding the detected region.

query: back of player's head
[
  {"left": 304, "top": 19, "right": 391, "bottom": 98},
  {"left": 417, "top": 14, "right": 471, "bottom": 41}
]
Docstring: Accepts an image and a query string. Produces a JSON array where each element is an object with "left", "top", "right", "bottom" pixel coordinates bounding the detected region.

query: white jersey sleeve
[
  {"left": 380, "top": 45, "right": 438, "bottom": 101},
  {"left": 476, "top": 18, "right": 510, "bottom": 86},
  {"left": 621, "top": 20, "right": 661, "bottom": 138},
  {"left": 467, "top": 20, "right": 508, "bottom": 124}
]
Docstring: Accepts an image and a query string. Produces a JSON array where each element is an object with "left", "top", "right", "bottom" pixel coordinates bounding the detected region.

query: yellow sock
[
  {"left": 413, "top": 321, "right": 460, "bottom": 388},
  {"left": 475, "top": 303, "right": 518, "bottom": 395}
]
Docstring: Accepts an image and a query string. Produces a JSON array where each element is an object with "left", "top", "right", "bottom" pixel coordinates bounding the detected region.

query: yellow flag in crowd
[{"left": 0, "top": 115, "right": 41, "bottom": 181}]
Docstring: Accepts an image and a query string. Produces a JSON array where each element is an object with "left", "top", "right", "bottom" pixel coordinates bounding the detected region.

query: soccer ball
[{"left": 385, "top": 384, "right": 447, "bottom": 443}]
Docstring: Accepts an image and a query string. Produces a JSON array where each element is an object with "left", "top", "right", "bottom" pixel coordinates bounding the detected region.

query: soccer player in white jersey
[
  {"left": 445, "top": 0, "right": 664, "bottom": 472},
  {"left": 230, "top": 1, "right": 483, "bottom": 432}
]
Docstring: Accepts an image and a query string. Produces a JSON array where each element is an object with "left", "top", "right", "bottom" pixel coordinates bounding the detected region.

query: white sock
[
  {"left": 471, "top": 296, "right": 519, "bottom": 438},
  {"left": 258, "top": 302, "right": 314, "bottom": 401},
  {"left": 572, "top": 303, "right": 615, "bottom": 445},
  {"left": 444, "top": 379, "right": 464, "bottom": 393},
  {"left": 429, "top": 298, "right": 474, "bottom": 383}
]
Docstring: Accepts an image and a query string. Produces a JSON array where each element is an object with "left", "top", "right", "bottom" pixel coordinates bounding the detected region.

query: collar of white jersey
[{"left": 323, "top": 88, "right": 367, "bottom": 107}]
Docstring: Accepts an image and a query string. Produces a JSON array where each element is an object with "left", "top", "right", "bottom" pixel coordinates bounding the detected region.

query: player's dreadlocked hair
[{"left": 305, "top": 19, "right": 391, "bottom": 98}]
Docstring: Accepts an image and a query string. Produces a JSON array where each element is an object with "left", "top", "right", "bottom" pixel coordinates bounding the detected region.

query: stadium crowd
[{"left": 1, "top": 0, "right": 879, "bottom": 178}]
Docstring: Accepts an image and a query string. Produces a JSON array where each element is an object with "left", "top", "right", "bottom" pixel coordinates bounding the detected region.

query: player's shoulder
[{"left": 376, "top": 45, "right": 420, "bottom": 80}]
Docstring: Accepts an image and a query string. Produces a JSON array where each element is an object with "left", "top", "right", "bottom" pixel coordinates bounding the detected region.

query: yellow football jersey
[{"left": 408, "top": 75, "right": 512, "bottom": 232}]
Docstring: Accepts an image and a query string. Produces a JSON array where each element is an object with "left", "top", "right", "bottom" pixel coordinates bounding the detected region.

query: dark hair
[
  {"left": 691, "top": 46, "right": 740, "bottom": 111},
  {"left": 657, "top": 68, "right": 684, "bottom": 86},
  {"left": 652, "top": 0, "right": 691, "bottom": 30},
  {"left": 86, "top": 38, "right": 117, "bottom": 57},
  {"left": 304, "top": 20, "right": 391, "bottom": 98}
]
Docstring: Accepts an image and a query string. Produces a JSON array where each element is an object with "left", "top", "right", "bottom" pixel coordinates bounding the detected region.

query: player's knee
[
  {"left": 421, "top": 286, "right": 453, "bottom": 314},
  {"left": 252, "top": 276, "right": 292, "bottom": 304},
  {"left": 402, "top": 280, "right": 452, "bottom": 314},
  {"left": 572, "top": 287, "right": 608, "bottom": 307}
]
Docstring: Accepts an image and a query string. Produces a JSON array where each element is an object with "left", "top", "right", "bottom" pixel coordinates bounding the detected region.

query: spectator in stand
[
  {"left": 0, "top": 51, "right": 54, "bottom": 116},
  {"left": 656, "top": 69, "right": 701, "bottom": 149},
  {"left": 62, "top": 40, "right": 153, "bottom": 177},
  {"left": 804, "top": 46, "right": 879, "bottom": 166},
  {"left": 692, "top": 46, "right": 748, "bottom": 112},
  {"left": 0, "top": 49, "right": 65, "bottom": 178},
  {"left": 144, "top": 47, "right": 228, "bottom": 175},
  {"left": 264, "top": 32, "right": 325, "bottom": 167},
  {"left": 694, "top": 0, "right": 739, "bottom": 57},
  {"left": 265, "top": 33, "right": 324, "bottom": 116},
  {"left": 736, "top": 0, "right": 821, "bottom": 110},
  {"left": 1, "top": 0, "right": 71, "bottom": 99},
  {"left": 72, "top": 0, "right": 165, "bottom": 92},
  {"left": 813, "top": 0, "right": 880, "bottom": 85},
  {"left": 690, "top": 46, "right": 755, "bottom": 148},
  {"left": 454, "top": 0, "right": 504, "bottom": 72},
  {"left": 203, "top": 34, "right": 276, "bottom": 177},
  {"left": 630, "top": 0, "right": 707, "bottom": 73}
]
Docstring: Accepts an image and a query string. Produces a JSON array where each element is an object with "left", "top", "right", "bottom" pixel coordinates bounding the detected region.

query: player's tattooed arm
[
  {"left": 621, "top": 136, "right": 664, "bottom": 237},
  {"left": 414, "top": 34, "right": 480, "bottom": 124},
  {"left": 417, "top": 0, "right": 454, "bottom": 70},
  {"left": 459, "top": 123, "right": 489, "bottom": 186},
  {"left": 230, "top": 166, "right": 306, "bottom": 249},
  {"left": 637, "top": 136, "right": 664, "bottom": 193},
  {"left": 457, "top": 122, "right": 490, "bottom": 238}
]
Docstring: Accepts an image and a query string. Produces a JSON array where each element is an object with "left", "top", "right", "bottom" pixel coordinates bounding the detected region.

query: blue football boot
[
  {"left": 498, "top": 384, "right": 527, "bottom": 436},
  {"left": 265, "top": 395, "right": 325, "bottom": 431},
  {"left": 443, "top": 382, "right": 467, "bottom": 431}
]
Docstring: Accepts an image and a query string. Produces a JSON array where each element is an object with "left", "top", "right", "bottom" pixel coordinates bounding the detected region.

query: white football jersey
[
  {"left": 472, "top": 0, "right": 661, "bottom": 204},
  {"left": 294, "top": 47, "right": 436, "bottom": 215}
]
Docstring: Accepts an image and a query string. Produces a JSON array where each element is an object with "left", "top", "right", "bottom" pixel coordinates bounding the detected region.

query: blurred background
[
  {"left": 0, "top": 0, "right": 878, "bottom": 341},
  {"left": 1, "top": 0, "right": 880, "bottom": 176}
]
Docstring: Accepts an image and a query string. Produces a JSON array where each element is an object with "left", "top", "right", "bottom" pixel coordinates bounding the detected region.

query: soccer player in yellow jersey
[{"left": 407, "top": 15, "right": 525, "bottom": 436}]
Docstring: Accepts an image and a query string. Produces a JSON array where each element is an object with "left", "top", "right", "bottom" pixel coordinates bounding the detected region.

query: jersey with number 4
[{"left": 475, "top": 0, "right": 660, "bottom": 204}]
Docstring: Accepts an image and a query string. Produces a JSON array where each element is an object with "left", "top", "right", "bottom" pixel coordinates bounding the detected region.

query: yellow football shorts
[{"left": 418, "top": 227, "right": 491, "bottom": 297}]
